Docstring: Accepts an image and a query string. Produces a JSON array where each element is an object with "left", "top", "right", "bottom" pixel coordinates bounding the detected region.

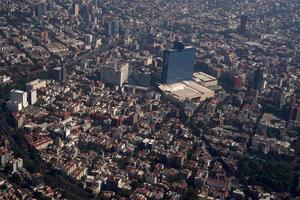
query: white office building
[
  {"left": 29, "top": 90, "right": 37, "bottom": 105},
  {"left": 10, "top": 90, "right": 28, "bottom": 108}
]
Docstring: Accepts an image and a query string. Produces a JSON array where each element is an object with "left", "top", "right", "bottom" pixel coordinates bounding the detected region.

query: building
[
  {"left": 0, "top": 75, "right": 11, "bottom": 84},
  {"left": 12, "top": 158, "right": 23, "bottom": 174},
  {"left": 233, "top": 74, "right": 244, "bottom": 90},
  {"left": 252, "top": 67, "right": 265, "bottom": 90},
  {"left": 139, "top": 33, "right": 154, "bottom": 50},
  {"left": 193, "top": 72, "right": 218, "bottom": 87},
  {"left": 105, "top": 20, "right": 120, "bottom": 36},
  {"left": 7, "top": 101, "right": 22, "bottom": 112},
  {"left": 272, "top": 88, "right": 286, "bottom": 108},
  {"left": 159, "top": 80, "right": 214, "bottom": 104},
  {"left": 52, "top": 67, "right": 66, "bottom": 82},
  {"left": 26, "top": 79, "right": 47, "bottom": 91},
  {"left": 10, "top": 90, "right": 28, "bottom": 108},
  {"left": 84, "top": 34, "right": 93, "bottom": 45},
  {"left": 100, "top": 63, "right": 129, "bottom": 86},
  {"left": 238, "top": 15, "right": 248, "bottom": 34},
  {"left": 62, "top": 67, "right": 67, "bottom": 82},
  {"left": 28, "top": 90, "right": 37, "bottom": 105},
  {"left": 34, "top": 2, "right": 45, "bottom": 18},
  {"left": 0, "top": 148, "right": 9, "bottom": 167},
  {"left": 289, "top": 105, "right": 300, "bottom": 122},
  {"left": 25, "top": 134, "right": 53, "bottom": 151},
  {"left": 132, "top": 70, "right": 151, "bottom": 87},
  {"left": 81, "top": 5, "right": 92, "bottom": 25},
  {"left": 72, "top": 3, "right": 80, "bottom": 16},
  {"left": 161, "top": 42, "right": 195, "bottom": 84},
  {"left": 52, "top": 67, "right": 61, "bottom": 81},
  {"left": 206, "top": 102, "right": 217, "bottom": 114}
]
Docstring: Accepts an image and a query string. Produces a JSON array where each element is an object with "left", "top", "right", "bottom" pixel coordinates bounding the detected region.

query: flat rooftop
[
  {"left": 168, "top": 46, "right": 195, "bottom": 52},
  {"left": 26, "top": 79, "right": 44, "bottom": 86},
  {"left": 159, "top": 80, "right": 214, "bottom": 101},
  {"left": 193, "top": 72, "right": 217, "bottom": 82},
  {"left": 11, "top": 89, "right": 26, "bottom": 94}
]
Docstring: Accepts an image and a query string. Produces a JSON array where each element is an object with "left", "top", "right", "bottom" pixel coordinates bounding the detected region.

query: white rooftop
[
  {"left": 159, "top": 80, "right": 214, "bottom": 102},
  {"left": 193, "top": 72, "right": 217, "bottom": 82},
  {"left": 11, "top": 89, "right": 26, "bottom": 94}
]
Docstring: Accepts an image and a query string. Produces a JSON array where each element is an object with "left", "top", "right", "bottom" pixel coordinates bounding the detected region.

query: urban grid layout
[{"left": 0, "top": 0, "right": 299, "bottom": 200}]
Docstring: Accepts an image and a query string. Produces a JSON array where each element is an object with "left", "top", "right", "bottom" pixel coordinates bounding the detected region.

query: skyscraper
[
  {"left": 252, "top": 67, "right": 265, "bottom": 90},
  {"left": 238, "top": 15, "right": 248, "bottom": 34},
  {"left": 81, "top": 5, "right": 92, "bottom": 25},
  {"left": 161, "top": 42, "right": 195, "bottom": 84},
  {"left": 62, "top": 67, "right": 66, "bottom": 82},
  {"left": 34, "top": 2, "right": 45, "bottom": 18},
  {"left": 52, "top": 67, "right": 67, "bottom": 82}
]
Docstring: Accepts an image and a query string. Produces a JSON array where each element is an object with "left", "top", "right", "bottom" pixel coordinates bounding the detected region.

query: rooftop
[
  {"left": 159, "top": 80, "right": 214, "bottom": 102},
  {"left": 193, "top": 72, "right": 217, "bottom": 82}
]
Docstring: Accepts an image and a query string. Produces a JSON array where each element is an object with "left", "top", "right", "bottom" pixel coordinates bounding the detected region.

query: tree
[{"left": 238, "top": 157, "right": 295, "bottom": 193}]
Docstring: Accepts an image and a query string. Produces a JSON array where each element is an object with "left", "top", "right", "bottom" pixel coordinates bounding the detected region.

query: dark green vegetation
[
  {"left": 11, "top": 131, "right": 46, "bottom": 173},
  {"left": 44, "top": 172, "right": 94, "bottom": 200},
  {"left": 238, "top": 156, "right": 295, "bottom": 193},
  {"left": 0, "top": 105, "right": 93, "bottom": 199},
  {"left": 11, "top": 133, "right": 97, "bottom": 199},
  {"left": 0, "top": 85, "right": 13, "bottom": 101}
]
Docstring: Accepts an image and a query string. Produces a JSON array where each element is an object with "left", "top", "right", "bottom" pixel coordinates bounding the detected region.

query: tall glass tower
[{"left": 161, "top": 42, "right": 195, "bottom": 84}]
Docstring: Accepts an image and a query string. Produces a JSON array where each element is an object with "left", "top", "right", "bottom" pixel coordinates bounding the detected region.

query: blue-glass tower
[{"left": 161, "top": 42, "right": 195, "bottom": 84}]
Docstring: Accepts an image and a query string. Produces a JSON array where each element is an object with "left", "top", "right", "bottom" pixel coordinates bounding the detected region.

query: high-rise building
[
  {"left": 238, "top": 15, "right": 248, "bottom": 34},
  {"left": 84, "top": 34, "right": 93, "bottom": 45},
  {"left": 62, "top": 67, "right": 66, "bottom": 82},
  {"left": 233, "top": 74, "right": 244, "bottom": 90},
  {"left": 8, "top": 90, "right": 28, "bottom": 111},
  {"left": 272, "top": 88, "right": 286, "bottom": 109},
  {"left": 52, "top": 67, "right": 66, "bottom": 82},
  {"left": 72, "top": 3, "right": 80, "bottom": 16},
  {"left": 10, "top": 90, "right": 28, "bottom": 108},
  {"left": 34, "top": 2, "right": 45, "bottom": 18},
  {"left": 81, "top": 5, "right": 92, "bottom": 25},
  {"left": 105, "top": 20, "right": 120, "bottom": 36},
  {"left": 161, "top": 42, "right": 195, "bottom": 84},
  {"left": 100, "top": 63, "right": 129, "bottom": 86},
  {"left": 52, "top": 67, "right": 61, "bottom": 81},
  {"left": 28, "top": 90, "right": 37, "bottom": 105},
  {"left": 252, "top": 67, "right": 265, "bottom": 90}
]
